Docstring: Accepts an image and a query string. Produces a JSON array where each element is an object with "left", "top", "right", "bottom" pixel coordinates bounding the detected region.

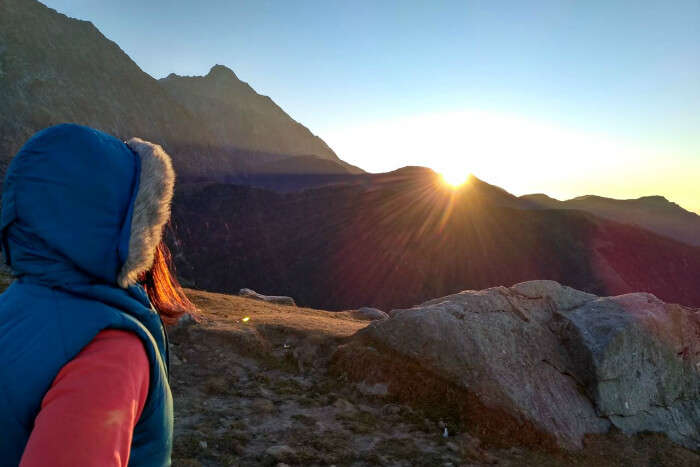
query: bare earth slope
[{"left": 168, "top": 287, "right": 700, "bottom": 466}]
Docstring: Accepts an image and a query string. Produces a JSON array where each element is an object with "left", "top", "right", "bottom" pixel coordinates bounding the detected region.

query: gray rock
[
  {"left": 356, "top": 381, "right": 389, "bottom": 397},
  {"left": 265, "top": 445, "right": 296, "bottom": 462},
  {"left": 174, "top": 312, "right": 198, "bottom": 329},
  {"left": 332, "top": 398, "right": 356, "bottom": 413},
  {"left": 251, "top": 398, "right": 275, "bottom": 413},
  {"left": 334, "top": 280, "right": 700, "bottom": 450},
  {"left": 558, "top": 293, "right": 700, "bottom": 450},
  {"left": 354, "top": 307, "right": 390, "bottom": 321},
  {"left": 239, "top": 288, "right": 296, "bottom": 306}
]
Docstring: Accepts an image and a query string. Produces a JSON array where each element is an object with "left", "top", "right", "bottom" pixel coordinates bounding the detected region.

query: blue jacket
[{"left": 0, "top": 124, "right": 173, "bottom": 466}]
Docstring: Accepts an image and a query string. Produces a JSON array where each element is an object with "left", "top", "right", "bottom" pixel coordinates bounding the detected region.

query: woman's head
[{"left": 0, "top": 124, "right": 195, "bottom": 321}]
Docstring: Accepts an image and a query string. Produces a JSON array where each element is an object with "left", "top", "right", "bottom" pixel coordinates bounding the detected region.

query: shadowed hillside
[
  {"left": 169, "top": 168, "right": 700, "bottom": 310},
  {"left": 160, "top": 66, "right": 362, "bottom": 175},
  {"left": 521, "top": 193, "right": 700, "bottom": 247}
]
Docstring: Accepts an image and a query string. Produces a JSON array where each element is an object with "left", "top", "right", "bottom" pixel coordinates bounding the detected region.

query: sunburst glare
[{"left": 440, "top": 171, "right": 470, "bottom": 189}]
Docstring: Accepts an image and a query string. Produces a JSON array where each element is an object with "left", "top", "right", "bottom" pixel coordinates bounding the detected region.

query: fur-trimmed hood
[
  {"left": 118, "top": 137, "right": 175, "bottom": 287},
  {"left": 0, "top": 124, "right": 175, "bottom": 288}
]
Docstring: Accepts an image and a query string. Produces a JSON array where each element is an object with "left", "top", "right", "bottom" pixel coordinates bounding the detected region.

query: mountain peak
[
  {"left": 636, "top": 195, "right": 671, "bottom": 205},
  {"left": 206, "top": 64, "right": 238, "bottom": 81}
]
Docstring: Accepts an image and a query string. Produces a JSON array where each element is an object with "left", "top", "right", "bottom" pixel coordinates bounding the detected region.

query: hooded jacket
[{"left": 0, "top": 124, "right": 176, "bottom": 466}]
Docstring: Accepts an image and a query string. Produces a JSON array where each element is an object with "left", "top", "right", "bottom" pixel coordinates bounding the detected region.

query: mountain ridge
[
  {"left": 159, "top": 64, "right": 362, "bottom": 174},
  {"left": 520, "top": 190, "right": 700, "bottom": 246},
  {"left": 0, "top": 0, "right": 360, "bottom": 178},
  {"left": 169, "top": 169, "right": 700, "bottom": 311}
]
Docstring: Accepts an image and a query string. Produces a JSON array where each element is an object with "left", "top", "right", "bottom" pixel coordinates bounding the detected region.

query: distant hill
[
  {"left": 0, "top": 0, "right": 360, "bottom": 178},
  {"left": 170, "top": 168, "right": 700, "bottom": 310},
  {"left": 521, "top": 193, "right": 700, "bottom": 247}
]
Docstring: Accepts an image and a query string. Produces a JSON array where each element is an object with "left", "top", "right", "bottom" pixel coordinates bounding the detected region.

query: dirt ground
[{"left": 169, "top": 288, "right": 700, "bottom": 467}]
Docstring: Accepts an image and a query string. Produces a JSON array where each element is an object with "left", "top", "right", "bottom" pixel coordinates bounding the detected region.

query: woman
[{"left": 0, "top": 124, "right": 196, "bottom": 466}]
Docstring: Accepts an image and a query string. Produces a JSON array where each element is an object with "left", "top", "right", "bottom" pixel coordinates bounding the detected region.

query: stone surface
[
  {"left": 354, "top": 307, "right": 390, "bottom": 321},
  {"left": 333, "top": 280, "right": 700, "bottom": 450},
  {"left": 251, "top": 398, "right": 275, "bottom": 413},
  {"left": 175, "top": 312, "right": 198, "bottom": 329},
  {"left": 265, "top": 445, "right": 296, "bottom": 462},
  {"left": 239, "top": 288, "right": 296, "bottom": 307},
  {"left": 558, "top": 292, "right": 700, "bottom": 450}
]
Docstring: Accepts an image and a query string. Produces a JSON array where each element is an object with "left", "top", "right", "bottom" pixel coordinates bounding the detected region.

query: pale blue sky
[{"left": 41, "top": 0, "right": 700, "bottom": 210}]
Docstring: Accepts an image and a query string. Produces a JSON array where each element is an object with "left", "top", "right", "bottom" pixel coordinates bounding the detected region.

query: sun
[{"left": 440, "top": 171, "right": 470, "bottom": 189}]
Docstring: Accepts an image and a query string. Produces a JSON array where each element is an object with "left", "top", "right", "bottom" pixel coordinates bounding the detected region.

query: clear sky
[{"left": 42, "top": 0, "right": 700, "bottom": 212}]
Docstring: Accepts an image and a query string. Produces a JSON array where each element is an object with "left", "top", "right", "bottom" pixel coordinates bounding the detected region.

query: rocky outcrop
[
  {"left": 239, "top": 288, "right": 296, "bottom": 306},
  {"left": 333, "top": 280, "right": 700, "bottom": 451},
  {"left": 161, "top": 286, "right": 699, "bottom": 465}
]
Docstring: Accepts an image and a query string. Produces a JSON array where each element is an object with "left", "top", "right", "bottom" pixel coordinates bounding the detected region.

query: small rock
[
  {"left": 251, "top": 398, "right": 275, "bottom": 413},
  {"left": 333, "top": 398, "right": 356, "bottom": 413},
  {"left": 175, "top": 312, "right": 197, "bottom": 328},
  {"left": 381, "top": 404, "right": 401, "bottom": 416},
  {"left": 356, "top": 381, "right": 389, "bottom": 397},
  {"left": 355, "top": 307, "right": 390, "bottom": 321},
  {"left": 265, "top": 445, "right": 296, "bottom": 462},
  {"left": 239, "top": 288, "right": 296, "bottom": 306}
]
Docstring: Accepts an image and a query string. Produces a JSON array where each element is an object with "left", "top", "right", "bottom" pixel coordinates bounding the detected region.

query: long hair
[{"left": 139, "top": 240, "right": 197, "bottom": 324}]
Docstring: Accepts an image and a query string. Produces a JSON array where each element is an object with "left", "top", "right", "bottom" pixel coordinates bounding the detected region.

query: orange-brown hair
[{"left": 139, "top": 240, "right": 197, "bottom": 324}]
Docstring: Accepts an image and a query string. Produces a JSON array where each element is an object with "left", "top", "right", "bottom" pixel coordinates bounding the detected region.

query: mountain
[
  {"left": 521, "top": 193, "right": 700, "bottom": 247},
  {"left": 159, "top": 66, "right": 363, "bottom": 174},
  {"left": 0, "top": 0, "right": 359, "bottom": 179},
  {"left": 3, "top": 0, "right": 698, "bottom": 313},
  {"left": 169, "top": 168, "right": 700, "bottom": 310}
]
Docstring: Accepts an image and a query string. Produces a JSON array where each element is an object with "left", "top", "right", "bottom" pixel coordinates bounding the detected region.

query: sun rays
[{"left": 440, "top": 171, "right": 471, "bottom": 189}]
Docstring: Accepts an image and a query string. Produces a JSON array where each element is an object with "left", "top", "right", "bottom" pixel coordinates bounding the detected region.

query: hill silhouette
[
  {"left": 521, "top": 193, "right": 700, "bottom": 247},
  {"left": 169, "top": 168, "right": 700, "bottom": 310}
]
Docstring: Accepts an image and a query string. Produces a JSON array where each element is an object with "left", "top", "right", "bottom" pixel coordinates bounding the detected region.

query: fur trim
[{"left": 117, "top": 138, "right": 175, "bottom": 288}]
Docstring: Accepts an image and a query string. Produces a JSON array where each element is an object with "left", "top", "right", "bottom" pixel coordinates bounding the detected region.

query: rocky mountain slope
[
  {"left": 168, "top": 283, "right": 699, "bottom": 466},
  {"left": 521, "top": 193, "right": 700, "bottom": 247},
  {"left": 170, "top": 168, "right": 700, "bottom": 310},
  {"left": 160, "top": 66, "right": 362, "bottom": 175},
  {"left": 0, "top": 0, "right": 358, "bottom": 178}
]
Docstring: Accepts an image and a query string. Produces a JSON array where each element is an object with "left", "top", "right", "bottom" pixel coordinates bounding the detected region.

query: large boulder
[
  {"left": 332, "top": 280, "right": 700, "bottom": 451},
  {"left": 239, "top": 288, "right": 296, "bottom": 307}
]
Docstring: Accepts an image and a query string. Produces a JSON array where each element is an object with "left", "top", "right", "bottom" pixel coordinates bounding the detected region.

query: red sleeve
[{"left": 20, "top": 329, "right": 150, "bottom": 467}]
